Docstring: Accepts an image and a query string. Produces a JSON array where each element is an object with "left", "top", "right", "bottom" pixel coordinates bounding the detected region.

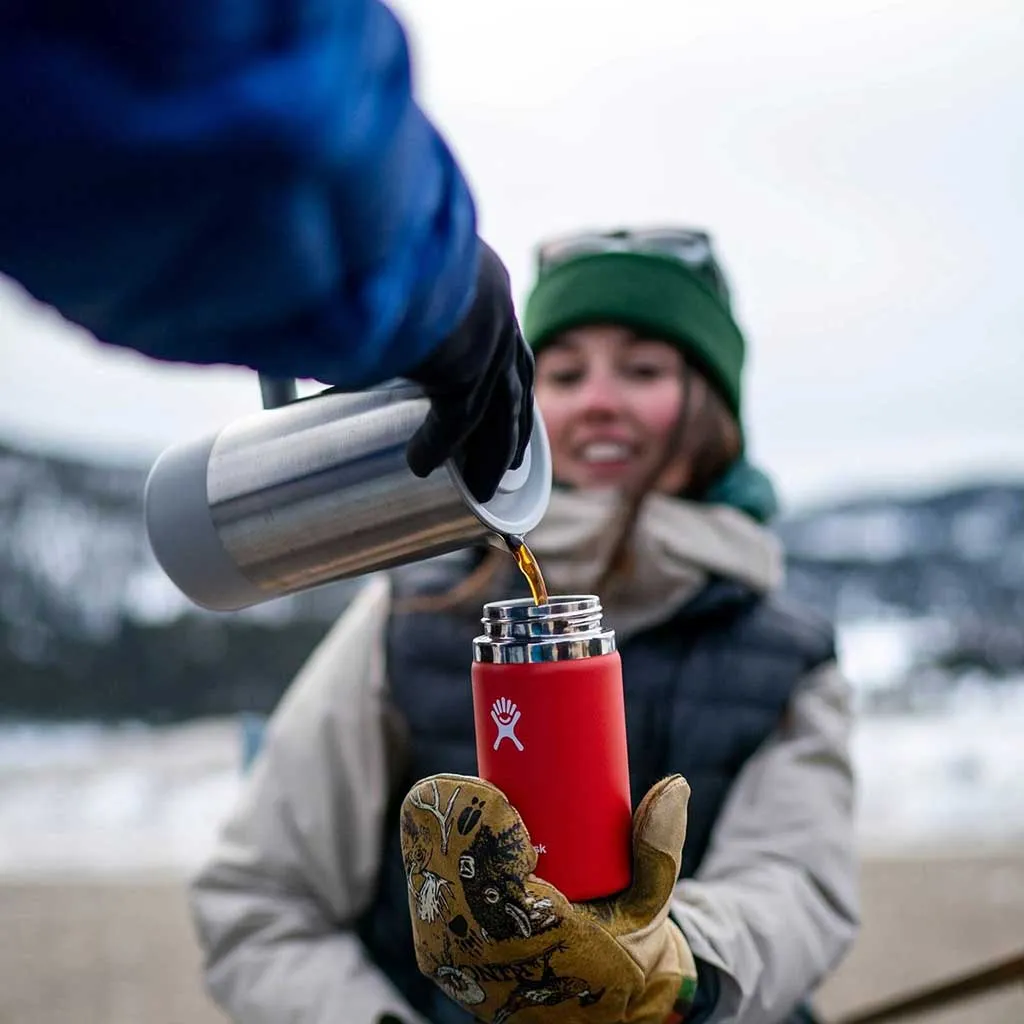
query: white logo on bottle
[{"left": 491, "top": 697, "right": 524, "bottom": 751}]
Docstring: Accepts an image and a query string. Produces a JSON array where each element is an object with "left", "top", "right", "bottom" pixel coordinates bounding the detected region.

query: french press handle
[
  {"left": 259, "top": 374, "right": 419, "bottom": 411},
  {"left": 258, "top": 375, "right": 299, "bottom": 410}
]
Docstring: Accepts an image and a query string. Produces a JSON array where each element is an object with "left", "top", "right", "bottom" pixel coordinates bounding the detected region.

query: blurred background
[{"left": 1, "top": 1, "right": 1022, "bottom": 1022}]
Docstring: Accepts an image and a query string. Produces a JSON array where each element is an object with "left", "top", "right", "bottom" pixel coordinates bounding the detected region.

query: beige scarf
[{"left": 525, "top": 488, "right": 784, "bottom": 641}]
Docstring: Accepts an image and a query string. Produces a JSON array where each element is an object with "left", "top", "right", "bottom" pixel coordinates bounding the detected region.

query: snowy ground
[
  {"left": 0, "top": 718, "right": 241, "bottom": 876},
  {"left": 1, "top": 619, "right": 1022, "bottom": 876},
  {"left": 852, "top": 681, "right": 1024, "bottom": 852}
]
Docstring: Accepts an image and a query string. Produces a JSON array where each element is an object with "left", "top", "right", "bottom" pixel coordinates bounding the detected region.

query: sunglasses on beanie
[{"left": 534, "top": 227, "right": 731, "bottom": 305}]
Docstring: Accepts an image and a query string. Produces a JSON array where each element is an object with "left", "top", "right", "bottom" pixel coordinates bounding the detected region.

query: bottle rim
[{"left": 481, "top": 595, "right": 601, "bottom": 619}]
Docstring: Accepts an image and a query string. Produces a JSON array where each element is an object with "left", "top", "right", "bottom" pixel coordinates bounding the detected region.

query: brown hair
[
  {"left": 394, "top": 548, "right": 510, "bottom": 615},
  {"left": 396, "top": 356, "right": 741, "bottom": 615}
]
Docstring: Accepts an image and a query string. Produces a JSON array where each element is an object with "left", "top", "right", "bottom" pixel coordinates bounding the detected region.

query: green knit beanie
[{"left": 523, "top": 251, "right": 746, "bottom": 417}]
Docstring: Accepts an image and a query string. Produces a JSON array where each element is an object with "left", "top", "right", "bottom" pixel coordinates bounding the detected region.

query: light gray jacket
[{"left": 190, "top": 494, "right": 860, "bottom": 1024}]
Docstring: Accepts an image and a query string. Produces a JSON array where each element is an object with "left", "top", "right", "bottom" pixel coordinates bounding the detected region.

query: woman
[{"left": 190, "top": 228, "right": 858, "bottom": 1024}]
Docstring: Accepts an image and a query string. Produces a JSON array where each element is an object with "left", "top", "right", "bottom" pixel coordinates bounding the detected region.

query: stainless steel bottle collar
[{"left": 472, "top": 595, "right": 617, "bottom": 664}]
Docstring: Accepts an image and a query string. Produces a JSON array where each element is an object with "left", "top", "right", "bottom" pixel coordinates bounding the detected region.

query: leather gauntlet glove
[{"left": 400, "top": 774, "right": 698, "bottom": 1024}]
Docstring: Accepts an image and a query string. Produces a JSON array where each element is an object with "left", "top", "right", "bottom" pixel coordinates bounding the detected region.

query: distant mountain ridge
[
  {"left": 0, "top": 440, "right": 349, "bottom": 721},
  {"left": 781, "top": 485, "right": 1024, "bottom": 688},
  {"left": 2, "top": 438, "right": 1022, "bottom": 720}
]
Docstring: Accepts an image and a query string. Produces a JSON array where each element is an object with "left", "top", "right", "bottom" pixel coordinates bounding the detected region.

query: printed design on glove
[
  {"left": 425, "top": 941, "right": 604, "bottom": 1020},
  {"left": 491, "top": 697, "right": 524, "bottom": 751},
  {"left": 490, "top": 944, "right": 604, "bottom": 1024},
  {"left": 459, "top": 822, "right": 559, "bottom": 941},
  {"left": 407, "top": 779, "right": 461, "bottom": 854},
  {"left": 446, "top": 914, "right": 486, "bottom": 957},
  {"left": 402, "top": 811, "right": 453, "bottom": 923},
  {"left": 457, "top": 795, "right": 486, "bottom": 836},
  {"left": 433, "top": 964, "right": 487, "bottom": 1007}
]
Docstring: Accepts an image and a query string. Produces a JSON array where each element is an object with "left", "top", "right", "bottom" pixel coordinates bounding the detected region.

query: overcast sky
[{"left": 1, "top": 0, "right": 1021, "bottom": 508}]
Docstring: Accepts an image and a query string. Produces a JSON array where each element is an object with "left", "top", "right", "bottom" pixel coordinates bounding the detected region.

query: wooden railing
[{"left": 834, "top": 950, "right": 1024, "bottom": 1023}]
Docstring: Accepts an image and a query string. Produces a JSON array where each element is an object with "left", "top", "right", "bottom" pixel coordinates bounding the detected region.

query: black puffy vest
[{"left": 358, "top": 556, "right": 834, "bottom": 1023}]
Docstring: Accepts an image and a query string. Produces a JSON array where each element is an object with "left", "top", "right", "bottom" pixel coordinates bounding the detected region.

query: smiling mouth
[{"left": 577, "top": 442, "right": 635, "bottom": 464}]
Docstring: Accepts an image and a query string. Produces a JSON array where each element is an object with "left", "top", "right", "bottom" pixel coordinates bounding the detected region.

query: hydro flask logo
[{"left": 491, "top": 697, "right": 524, "bottom": 752}]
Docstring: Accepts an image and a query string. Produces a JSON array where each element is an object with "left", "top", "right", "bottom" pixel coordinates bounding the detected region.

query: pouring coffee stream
[{"left": 504, "top": 533, "right": 549, "bottom": 606}]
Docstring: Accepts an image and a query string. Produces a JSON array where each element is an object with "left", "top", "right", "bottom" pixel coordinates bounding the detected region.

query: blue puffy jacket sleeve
[{"left": 0, "top": 0, "right": 479, "bottom": 387}]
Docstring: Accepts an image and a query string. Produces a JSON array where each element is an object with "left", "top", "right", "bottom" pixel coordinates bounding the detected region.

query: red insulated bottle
[{"left": 471, "top": 596, "right": 632, "bottom": 902}]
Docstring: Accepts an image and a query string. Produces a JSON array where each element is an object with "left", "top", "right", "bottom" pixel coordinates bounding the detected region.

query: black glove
[{"left": 405, "top": 240, "right": 534, "bottom": 503}]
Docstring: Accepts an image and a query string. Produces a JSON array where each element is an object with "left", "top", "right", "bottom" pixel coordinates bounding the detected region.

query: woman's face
[{"left": 535, "top": 325, "right": 689, "bottom": 493}]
